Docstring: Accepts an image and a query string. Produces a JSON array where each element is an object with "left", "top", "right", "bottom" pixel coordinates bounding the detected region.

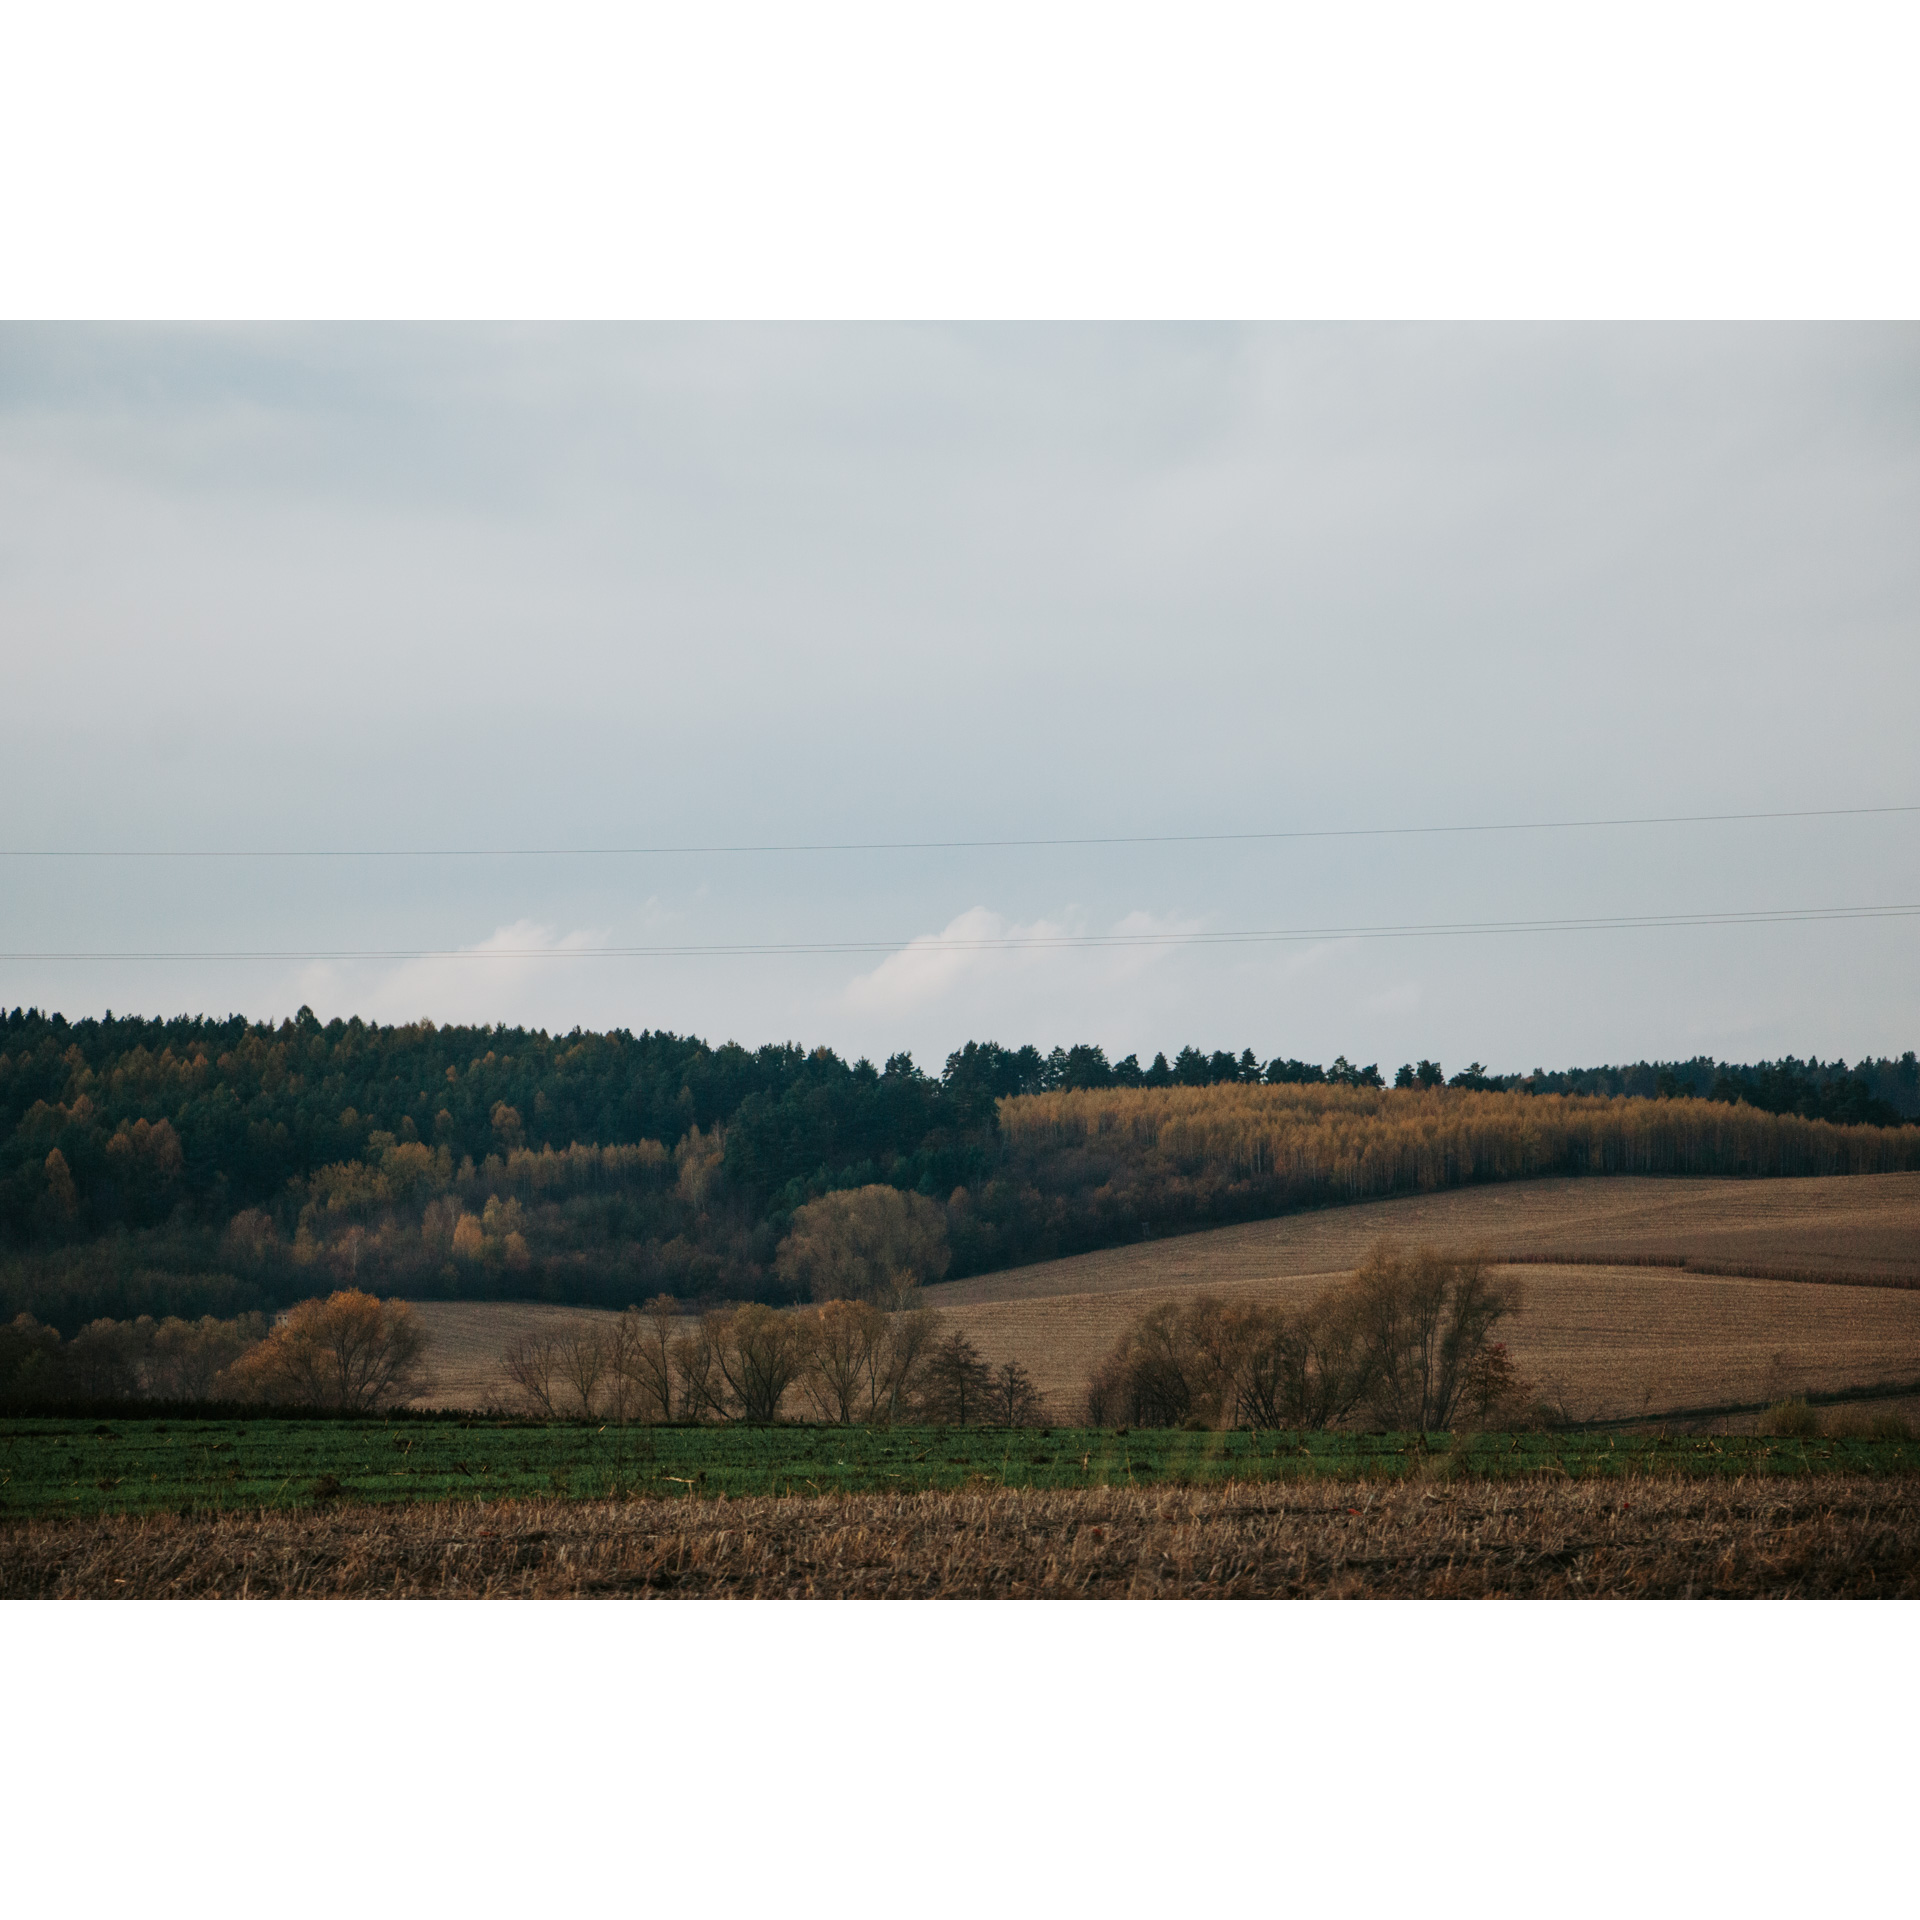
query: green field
[{"left": 3, "top": 1417, "right": 1917, "bottom": 1519}]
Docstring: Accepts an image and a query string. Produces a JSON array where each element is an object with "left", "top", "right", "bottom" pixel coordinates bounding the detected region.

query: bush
[
  {"left": 1759, "top": 1398, "right": 1820, "bottom": 1438},
  {"left": 1084, "top": 1242, "right": 1523, "bottom": 1433},
  {"left": 1825, "top": 1406, "right": 1913, "bottom": 1442}
]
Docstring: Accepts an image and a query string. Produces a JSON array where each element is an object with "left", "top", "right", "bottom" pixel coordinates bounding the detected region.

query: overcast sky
[{"left": 2, "top": 323, "right": 1915, "bottom": 1071}]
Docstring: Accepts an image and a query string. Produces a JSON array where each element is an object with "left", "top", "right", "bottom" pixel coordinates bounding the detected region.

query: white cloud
[
  {"left": 1104, "top": 906, "right": 1208, "bottom": 978},
  {"left": 290, "top": 920, "right": 610, "bottom": 1030},
  {"left": 844, "top": 906, "right": 1079, "bottom": 1016}
]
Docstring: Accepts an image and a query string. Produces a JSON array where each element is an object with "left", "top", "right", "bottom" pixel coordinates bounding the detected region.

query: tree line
[
  {"left": 980, "top": 1081, "right": 1920, "bottom": 1275},
  {"left": 4, "top": 1002, "right": 1915, "bottom": 1332},
  {"left": 500, "top": 1298, "right": 1042, "bottom": 1427},
  {"left": 1, "top": 1288, "right": 428, "bottom": 1412}
]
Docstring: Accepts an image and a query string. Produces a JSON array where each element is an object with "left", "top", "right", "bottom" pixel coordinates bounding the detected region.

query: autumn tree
[
  {"left": 1347, "top": 1243, "right": 1520, "bottom": 1433},
  {"left": 698, "top": 1303, "right": 808, "bottom": 1422},
  {"left": 774, "top": 1184, "right": 950, "bottom": 1305},
  {"left": 801, "top": 1298, "right": 887, "bottom": 1424},
  {"left": 229, "top": 1289, "right": 431, "bottom": 1410}
]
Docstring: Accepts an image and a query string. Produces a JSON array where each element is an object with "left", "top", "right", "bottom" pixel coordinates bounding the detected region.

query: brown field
[
  {"left": 939, "top": 1266, "right": 1920, "bottom": 1425},
  {"left": 409, "top": 1174, "right": 1920, "bottom": 1422},
  {"left": 407, "top": 1299, "right": 616, "bottom": 1411},
  {"left": 933, "top": 1172, "right": 1920, "bottom": 1304},
  {"left": 7, "top": 1477, "right": 1916, "bottom": 1597}
]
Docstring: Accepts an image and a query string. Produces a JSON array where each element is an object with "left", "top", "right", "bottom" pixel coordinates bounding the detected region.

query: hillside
[
  {"left": 6, "top": 1003, "right": 1916, "bottom": 1331},
  {"left": 404, "top": 1173, "right": 1920, "bottom": 1422}
]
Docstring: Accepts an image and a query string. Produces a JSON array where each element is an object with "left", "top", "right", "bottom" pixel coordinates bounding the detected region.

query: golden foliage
[
  {"left": 774, "top": 1184, "right": 950, "bottom": 1304},
  {"left": 1000, "top": 1083, "right": 1920, "bottom": 1207},
  {"left": 225, "top": 1289, "right": 431, "bottom": 1410}
]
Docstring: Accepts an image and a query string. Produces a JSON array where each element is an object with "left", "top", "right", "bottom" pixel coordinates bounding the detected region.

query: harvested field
[
  {"left": 402, "top": 1174, "right": 1920, "bottom": 1423},
  {"left": 406, "top": 1299, "right": 616, "bottom": 1410},
  {"left": 939, "top": 1265, "right": 1920, "bottom": 1426},
  {"left": 8, "top": 1476, "right": 1917, "bottom": 1597},
  {"left": 930, "top": 1172, "right": 1920, "bottom": 1306}
]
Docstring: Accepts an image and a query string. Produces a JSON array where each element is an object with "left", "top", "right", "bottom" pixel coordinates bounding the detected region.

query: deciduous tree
[
  {"left": 229, "top": 1289, "right": 431, "bottom": 1411},
  {"left": 703, "top": 1303, "right": 808, "bottom": 1422},
  {"left": 774, "top": 1185, "right": 950, "bottom": 1305}
]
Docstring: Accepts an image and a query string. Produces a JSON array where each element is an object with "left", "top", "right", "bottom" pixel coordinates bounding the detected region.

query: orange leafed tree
[{"left": 227, "top": 1289, "right": 431, "bottom": 1410}]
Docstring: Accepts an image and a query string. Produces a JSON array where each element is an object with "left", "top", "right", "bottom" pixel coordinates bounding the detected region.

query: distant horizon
[{"left": 5, "top": 998, "right": 1913, "bottom": 1095}]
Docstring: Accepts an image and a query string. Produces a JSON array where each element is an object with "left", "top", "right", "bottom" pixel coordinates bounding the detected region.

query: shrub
[
  {"left": 1825, "top": 1406, "right": 1913, "bottom": 1442},
  {"left": 1759, "top": 1398, "right": 1820, "bottom": 1438}
]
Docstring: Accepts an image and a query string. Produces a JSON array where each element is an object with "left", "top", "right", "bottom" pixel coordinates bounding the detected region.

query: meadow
[{"left": 5, "top": 1414, "right": 1917, "bottom": 1524}]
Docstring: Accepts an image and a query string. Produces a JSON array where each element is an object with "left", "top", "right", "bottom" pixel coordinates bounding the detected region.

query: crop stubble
[{"left": 6, "top": 1476, "right": 1916, "bottom": 1597}]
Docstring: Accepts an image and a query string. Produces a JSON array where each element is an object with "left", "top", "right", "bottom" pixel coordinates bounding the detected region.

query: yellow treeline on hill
[{"left": 996, "top": 1083, "right": 1920, "bottom": 1201}]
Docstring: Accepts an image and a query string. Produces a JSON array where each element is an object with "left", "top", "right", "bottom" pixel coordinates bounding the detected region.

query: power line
[
  {"left": 2, "top": 802, "right": 1916, "bottom": 859},
  {"left": 6, "top": 901, "right": 1917, "bottom": 962}
]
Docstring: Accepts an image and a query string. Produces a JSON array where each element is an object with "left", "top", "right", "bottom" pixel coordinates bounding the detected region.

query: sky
[{"left": 2, "top": 322, "right": 1916, "bottom": 1073}]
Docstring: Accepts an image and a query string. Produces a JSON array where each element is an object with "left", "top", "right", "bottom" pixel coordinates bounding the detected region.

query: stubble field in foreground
[{"left": 8, "top": 1477, "right": 1917, "bottom": 1597}]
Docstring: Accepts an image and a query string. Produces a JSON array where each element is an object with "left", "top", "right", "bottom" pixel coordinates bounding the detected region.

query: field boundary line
[{"left": 1494, "top": 1254, "right": 1920, "bottom": 1291}]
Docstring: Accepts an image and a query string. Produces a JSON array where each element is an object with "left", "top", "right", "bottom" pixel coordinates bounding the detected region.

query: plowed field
[
  {"left": 930, "top": 1171, "right": 1920, "bottom": 1305},
  {"left": 407, "top": 1173, "right": 1920, "bottom": 1422}
]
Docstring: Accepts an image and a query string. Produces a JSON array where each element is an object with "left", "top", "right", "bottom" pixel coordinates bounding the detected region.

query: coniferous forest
[{"left": 2, "top": 1003, "right": 1915, "bottom": 1332}]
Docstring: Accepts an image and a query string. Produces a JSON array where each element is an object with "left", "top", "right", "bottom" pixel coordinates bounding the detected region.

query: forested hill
[{"left": 2, "top": 1003, "right": 1915, "bottom": 1331}]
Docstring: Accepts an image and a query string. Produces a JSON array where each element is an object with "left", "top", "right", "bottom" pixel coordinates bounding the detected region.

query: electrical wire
[
  {"left": 6, "top": 900, "right": 1918, "bottom": 961},
  {"left": 2, "top": 802, "right": 1916, "bottom": 859}
]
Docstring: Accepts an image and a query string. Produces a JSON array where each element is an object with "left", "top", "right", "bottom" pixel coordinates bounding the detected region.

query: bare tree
[
  {"left": 151, "top": 1313, "right": 267, "bottom": 1400},
  {"left": 706, "top": 1304, "right": 808, "bottom": 1423},
  {"left": 801, "top": 1298, "right": 887, "bottom": 1424},
  {"left": 1348, "top": 1243, "right": 1520, "bottom": 1433},
  {"left": 672, "top": 1318, "right": 725, "bottom": 1422},
  {"left": 630, "top": 1294, "right": 682, "bottom": 1422},
  {"left": 63, "top": 1319, "right": 144, "bottom": 1400},
  {"left": 1083, "top": 1246, "right": 1522, "bottom": 1434},
  {"left": 869, "top": 1306, "right": 940, "bottom": 1424},
  {"left": 1235, "top": 1289, "right": 1369, "bottom": 1432},
  {"left": 559, "top": 1320, "right": 613, "bottom": 1418},
  {"left": 500, "top": 1326, "right": 565, "bottom": 1417}
]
